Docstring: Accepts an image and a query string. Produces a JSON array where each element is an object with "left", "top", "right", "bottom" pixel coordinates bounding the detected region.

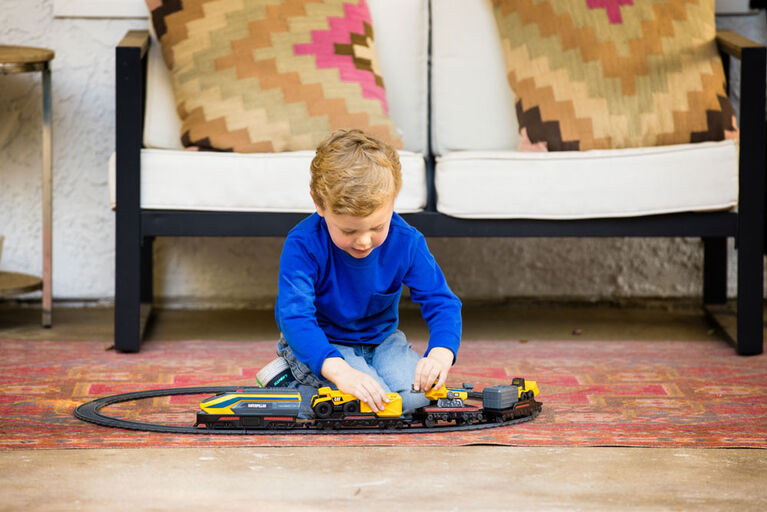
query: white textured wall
[
  {"left": 0, "top": 1, "right": 765, "bottom": 307},
  {"left": 0, "top": 0, "right": 145, "bottom": 300}
]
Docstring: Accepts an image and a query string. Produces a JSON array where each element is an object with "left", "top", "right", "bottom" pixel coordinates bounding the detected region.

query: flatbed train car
[{"left": 195, "top": 377, "right": 541, "bottom": 431}]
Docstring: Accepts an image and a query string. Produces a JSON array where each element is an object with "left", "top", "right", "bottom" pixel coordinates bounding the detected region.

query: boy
[{"left": 272, "top": 129, "right": 461, "bottom": 415}]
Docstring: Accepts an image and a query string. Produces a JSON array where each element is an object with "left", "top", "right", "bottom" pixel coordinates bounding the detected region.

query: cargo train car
[{"left": 482, "top": 377, "right": 541, "bottom": 422}]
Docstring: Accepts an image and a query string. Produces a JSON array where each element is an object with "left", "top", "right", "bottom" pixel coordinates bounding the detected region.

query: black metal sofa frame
[{"left": 115, "top": 30, "right": 765, "bottom": 355}]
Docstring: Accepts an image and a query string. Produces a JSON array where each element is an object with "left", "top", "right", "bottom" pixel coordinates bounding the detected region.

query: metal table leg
[{"left": 41, "top": 64, "right": 52, "bottom": 327}]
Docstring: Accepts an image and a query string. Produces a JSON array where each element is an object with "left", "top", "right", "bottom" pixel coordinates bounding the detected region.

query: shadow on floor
[{"left": 1, "top": 299, "right": 762, "bottom": 347}]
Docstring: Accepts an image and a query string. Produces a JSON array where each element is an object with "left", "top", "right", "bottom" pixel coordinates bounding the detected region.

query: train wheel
[
  {"left": 314, "top": 401, "right": 332, "bottom": 419},
  {"left": 424, "top": 415, "right": 436, "bottom": 428}
]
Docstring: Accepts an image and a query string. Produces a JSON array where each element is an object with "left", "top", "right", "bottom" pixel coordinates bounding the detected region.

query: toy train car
[
  {"left": 415, "top": 383, "right": 483, "bottom": 427},
  {"left": 196, "top": 388, "right": 303, "bottom": 429},
  {"left": 195, "top": 378, "right": 541, "bottom": 431},
  {"left": 482, "top": 377, "right": 541, "bottom": 423},
  {"left": 310, "top": 387, "right": 406, "bottom": 429}
]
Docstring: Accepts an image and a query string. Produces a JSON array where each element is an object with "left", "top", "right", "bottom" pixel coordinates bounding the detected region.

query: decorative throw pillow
[
  {"left": 491, "top": 0, "right": 737, "bottom": 151},
  {"left": 146, "top": 0, "right": 402, "bottom": 152}
]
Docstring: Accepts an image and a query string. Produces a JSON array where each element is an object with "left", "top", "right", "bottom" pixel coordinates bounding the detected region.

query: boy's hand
[
  {"left": 321, "top": 357, "right": 390, "bottom": 412},
  {"left": 413, "top": 347, "right": 454, "bottom": 392}
]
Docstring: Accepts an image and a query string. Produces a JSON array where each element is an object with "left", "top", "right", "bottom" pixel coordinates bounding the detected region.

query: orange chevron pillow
[
  {"left": 146, "top": 0, "right": 402, "bottom": 152},
  {"left": 492, "top": 0, "right": 738, "bottom": 151}
]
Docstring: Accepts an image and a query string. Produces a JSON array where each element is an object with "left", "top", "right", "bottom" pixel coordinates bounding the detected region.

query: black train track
[{"left": 74, "top": 386, "right": 541, "bottom": 435}]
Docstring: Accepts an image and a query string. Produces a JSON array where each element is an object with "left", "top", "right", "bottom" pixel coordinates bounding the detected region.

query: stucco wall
[
  {"left": 0, "top": 0, "right": 145, "bottom": 300},
  {"left": 1, "top": 1, "right": 765, "bottom": 307}
]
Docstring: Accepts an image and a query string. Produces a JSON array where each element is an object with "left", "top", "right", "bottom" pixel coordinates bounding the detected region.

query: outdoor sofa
[{"left": 111, "top": 0, "right": 765, "bottom": 354}]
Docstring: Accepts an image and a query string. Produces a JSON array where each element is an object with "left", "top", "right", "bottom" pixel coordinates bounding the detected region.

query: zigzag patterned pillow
[
  {"left": 492, "top": 0, "right": 737, "bottom": 151},
  {"left": 146, "top": 0, "right": 402, "bottom": 152}
]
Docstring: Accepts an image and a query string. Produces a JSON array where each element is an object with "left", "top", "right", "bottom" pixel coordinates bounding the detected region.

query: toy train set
[
  {"left": 74, "top": 378, "right": 541, "bottom": 434},
  {"left": 194, "top": 378, "right": 541, "bottom": 431}
]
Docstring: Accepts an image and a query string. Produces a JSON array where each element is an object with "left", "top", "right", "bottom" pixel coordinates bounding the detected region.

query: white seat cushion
[
  {"left": 435, "top": 141, "right": 738, "bottom": 219},
  {"left": 109, "top": 149, "right": 426, "bottom": 213}
]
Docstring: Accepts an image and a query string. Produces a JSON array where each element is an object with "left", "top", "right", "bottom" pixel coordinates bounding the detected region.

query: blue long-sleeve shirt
[{"left": 276, "top": 212, "right": 462, "bottom": 376}]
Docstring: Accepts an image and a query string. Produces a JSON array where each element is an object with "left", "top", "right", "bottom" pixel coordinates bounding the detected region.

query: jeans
[{"left": 277, "top": 330, "right": 431, "bottom": 417}]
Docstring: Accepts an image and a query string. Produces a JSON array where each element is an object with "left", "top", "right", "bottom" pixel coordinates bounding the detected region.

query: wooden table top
[
  {"left": 0, "top": 271, "right": 43, "bottom": 297},
  {"left": 0, "top": 45, "right": 55, "bottom": 64}
]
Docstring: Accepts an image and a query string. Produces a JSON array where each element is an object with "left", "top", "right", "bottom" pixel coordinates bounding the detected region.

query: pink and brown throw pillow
[
  {"left": 492, "top": 0, "right": 737, "bottom": 151},
  {"left": 146, "top": 0, "right": 402, "bottom": 152}
]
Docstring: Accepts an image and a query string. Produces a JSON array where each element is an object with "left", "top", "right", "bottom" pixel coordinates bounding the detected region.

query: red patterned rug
[{"left": 1, "top": 338, "right": 765, "bottom": 449}]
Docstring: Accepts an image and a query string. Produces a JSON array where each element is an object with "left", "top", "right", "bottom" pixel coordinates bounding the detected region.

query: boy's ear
[{"left": 310, "top": 190, "right": 325, "bottom": 217}]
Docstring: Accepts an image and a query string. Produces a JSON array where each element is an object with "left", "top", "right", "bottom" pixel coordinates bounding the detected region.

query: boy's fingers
[
  {"left": 362, "top": 387, "right": 379, "bottom": 412},
  {"left": 418, "top": 374, "right": 427, "bottom": 391},
  {"left": 423, "top": 366, "right": 440, "bottom": 391},
  {"left": 413, "top": 362, "right": 425, "bottom": 391},
  {"left": 419, "top": 371, "right": 429, "bottom": 391},
  {"left": 361, "top": 391, "right": 378, "bottom": 412},
  {"left": 351, "top": 382, "right": 374, "bottom": 412},
  {"left": 370, "top": 391, "right": 383, "bottom": 411},
  {"left": 434, "top": 370, "right": 447, "bottom": 391},
  {"left": 363, "top": 379, "right": 387, "bottom": 411}
]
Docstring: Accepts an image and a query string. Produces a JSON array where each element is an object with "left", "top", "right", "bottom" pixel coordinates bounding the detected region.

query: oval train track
[{"left": 74, "top": 386, "right": 540, "bottom": 435}]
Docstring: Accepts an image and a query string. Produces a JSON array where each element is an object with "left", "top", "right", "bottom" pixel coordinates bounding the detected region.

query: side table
[{"left": 0, "top": 45, "right": 54, "bottom": 327}]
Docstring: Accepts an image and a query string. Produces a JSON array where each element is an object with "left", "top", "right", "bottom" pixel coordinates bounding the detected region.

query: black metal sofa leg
[
  {"left": 703, "top": 237, "right": 728, "bottom": 305},
  {"left": 115, "top": 232, "right": 142, "bottom": 352},
  {"left": 140, "top": 236, "right": 154, "bottom": 304},
  {"left": 114, "top": 235, "right": 152, "bottom": 353},
  {"left": 737, "top": 224, "right": 764, "bottom": 355}
]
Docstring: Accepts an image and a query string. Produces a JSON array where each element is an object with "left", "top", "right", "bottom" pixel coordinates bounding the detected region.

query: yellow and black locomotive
[{"left": 195, "top": 388, "right": 303, "bottom": 429}]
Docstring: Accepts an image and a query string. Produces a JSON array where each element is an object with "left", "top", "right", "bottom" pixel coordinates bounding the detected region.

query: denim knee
[{"left": 371, "top": 331, "right": 423, "bottom": 392}]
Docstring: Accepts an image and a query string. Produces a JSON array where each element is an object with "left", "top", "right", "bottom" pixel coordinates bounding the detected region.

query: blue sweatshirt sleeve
[
  {"left": 403, "top": 233, "right": 462, "bottom": 362},
  {"left": 276, "top": 235, "right": 343, "bottom": 377}
]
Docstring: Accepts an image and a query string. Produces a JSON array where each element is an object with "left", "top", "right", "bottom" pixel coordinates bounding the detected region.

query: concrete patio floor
[{"left": 0, "top": 301, "right": 765, "bottom": 511}]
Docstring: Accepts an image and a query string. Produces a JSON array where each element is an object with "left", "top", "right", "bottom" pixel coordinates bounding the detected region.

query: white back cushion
[
  {"left": 143, "top": 0, "right": 429, "bottom": 154},
  {"left": 431, "top": 0, "right": 519, "bottom": 155}
]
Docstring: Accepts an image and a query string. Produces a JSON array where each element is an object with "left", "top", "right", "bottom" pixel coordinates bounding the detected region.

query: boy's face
[{"left": 315, "top": 198, "right": 394, "bottom": 259}]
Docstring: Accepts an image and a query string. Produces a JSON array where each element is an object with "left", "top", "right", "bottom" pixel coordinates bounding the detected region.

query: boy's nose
[{"left": 356, "top": 233, "right": 372, "bottom": 248}]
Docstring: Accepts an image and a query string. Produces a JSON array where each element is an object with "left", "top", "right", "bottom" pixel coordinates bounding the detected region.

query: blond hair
[{"left": 310, "top": 129, "right": 402, "bottom": 217}]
